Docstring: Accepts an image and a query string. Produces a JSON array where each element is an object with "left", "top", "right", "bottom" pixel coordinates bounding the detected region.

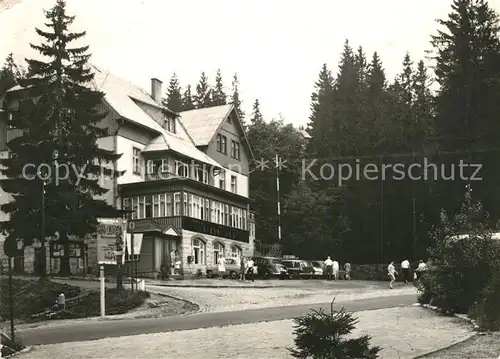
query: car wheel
[
  {"left": 229, "top": 271, "right": 238, "bottom": 279},
  {"left": 206, "top": 271, "right": 214, "bottom": 278}
]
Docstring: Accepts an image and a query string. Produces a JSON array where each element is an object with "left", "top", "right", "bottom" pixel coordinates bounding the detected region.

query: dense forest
[{"left": 2, "top": 0, "right": 500, "bottom": 264}]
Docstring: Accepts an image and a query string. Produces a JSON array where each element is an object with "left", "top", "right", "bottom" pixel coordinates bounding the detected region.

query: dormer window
[{"left": 164, "top": 116, "right": 176, "bottom": 133}]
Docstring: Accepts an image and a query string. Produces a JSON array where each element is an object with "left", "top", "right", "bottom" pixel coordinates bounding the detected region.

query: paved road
[{"left": 17, "top": 293, "right": 417, "bottom": 346}]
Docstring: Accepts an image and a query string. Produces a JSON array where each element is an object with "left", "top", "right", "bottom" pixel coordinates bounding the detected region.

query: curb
[
  {"left": 150, "top": 283, "right": 275, "bottom": 289},
  {"left": 412, "top": 333, "right": 477, "bottom": 359},
  {"left": 151, "top": 292, "right": 203, "bottom": 313},
  {"left": 412, "top": 303, "right": 480, "bottom": 358}
]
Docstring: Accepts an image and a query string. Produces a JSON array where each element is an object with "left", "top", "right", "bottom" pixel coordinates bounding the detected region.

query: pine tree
[
  {"left": 164, "top": 73, "right": 183, "bottom": 113},
  {"left": 0, "top": 53, "right": 22, "bottom": 95},
  {"left": 249, "top": 99, "right": 263, "bottom": 125},
  {"left": 306, "top": 63, "right": 335, "bottom": 158},
  {"left": 0, "top": 0, "right": 122, "bottom": 276},
  {"left": 230, "top": 73, "right": 245, "bottom": 121},
  {"left": 182, "top": 85, "right": 195, "bottom": 111},
  {"left": 431, "top": 0, "right": 500, "bottom": 217},
  {"left": 194, "top": 71, "right": 212, "bottom": 108},
  {"left": 212, "top": 69, "right": 227, "bottom": 106}
]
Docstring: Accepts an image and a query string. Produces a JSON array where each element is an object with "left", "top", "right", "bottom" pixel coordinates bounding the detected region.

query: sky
[{"left": 1, "top": 0, "right": 500, "bottom": 126}]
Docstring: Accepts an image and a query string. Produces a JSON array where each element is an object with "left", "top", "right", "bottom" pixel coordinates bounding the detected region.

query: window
[
  {"left": 165, "top": 193, "right": 172, "bottom": 216},
  {"left": 210, "top": 200, "right": 216, "bottom": 222},
  {"left": 132, "top": 147, "right": 141, "bottom": 175},
  {"left": 137, "top": 197, "right": 145, "bottom": 219},
  {"left": 204, "top": 199, "right": 209, "bottom": 221},
  {"left": 195, "top": 165, "right": 209, "bottom": 184},
  {"left": 173, "top": 192, "right": 181, "bottom": 215},
  {"left": 192, "top": 195, "right": 200, "bottom": 219},
  {"left": 216, "top": 134, "right": 227, "bottom": 154},
  {"left": 230, "top": 175, "right": 237, "bottom": 193},
  {"left": 213, "top": 242, "right": 224, "bottom": 265},
  {"left": 231, "top": 246, "right": 242, "bottom": 258},
  {"left": 192, "top": 238, "right": 206, "bottom": 265},
  {"left": 131, "top": 197, "right": 138, "bottom": 220},
  {"left": 183, "top": 193, "right": 188, "bottom": 215},
  {"left": 152, "top": 195, "right": 160, "bottom": 217},
  {"left": 230, "top": 141, "right": 240, "bottom": 159},
  {"left": 175, "top": 161, "right": 189, "bottom": 178},
  {"left": 165, "top": 117, "right": 176, "bottom": 133},
  {"left": 242, "top": 209, "right": 247, "bottom": 230},
  {"left": 230, "top": 207, "right": 235, "bottom": 227},
  {"left": 250, "top": 222, "right": 255, "bottom": 238},
  {"left": 123, "top": 197, "right": 130, "bottom": 212},
  {"left": 159, "top": 194, "right": 166, "bottom": 217},
  {"left": 145, "top": 196, "right": 152, "bottom": 218},
  {"left": 224, "top": 204, "right": 229, "bottom": 225},
  {"left": 219, "top": 170, "right": 226, "bottom": 190},
  {"left": 147, "top": 159, "right": 167, "bottom": 175}
]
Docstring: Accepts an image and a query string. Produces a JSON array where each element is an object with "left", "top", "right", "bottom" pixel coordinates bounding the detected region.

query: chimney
[{"left": 151, "top": 78, "right": 162, "bottom": 104}]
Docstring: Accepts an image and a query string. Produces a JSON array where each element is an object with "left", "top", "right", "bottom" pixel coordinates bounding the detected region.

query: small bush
[
  {"left": 469, "top": 267, "right": 500, "bottom": 331},
  {"left": 288, "top": 306, "right": 381, "bottom": 359}
]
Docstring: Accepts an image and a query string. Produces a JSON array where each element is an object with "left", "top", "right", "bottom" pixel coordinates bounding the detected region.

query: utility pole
[
  {"left": 379, "top": 155, "right": 384, "bottom": 265},
  {"left": 275, "top": 154, "right": 282, "bottom": 242},
  {"left": 7, "top": 256, "right": 15, "bottom": 343},
  {"left": 40, "top": 176, "right": 47, "bottom": 276},
  {"left": 412, "top": 197, "right": 417, "bottom": 260}
]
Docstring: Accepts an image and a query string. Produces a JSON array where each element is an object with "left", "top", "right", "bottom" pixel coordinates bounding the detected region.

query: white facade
[
  {"left": 116, "top": 135, "right": 145, "bottom": 184},
  {"left": 222, "top": 167, "right": 249, "bottom": 198}
]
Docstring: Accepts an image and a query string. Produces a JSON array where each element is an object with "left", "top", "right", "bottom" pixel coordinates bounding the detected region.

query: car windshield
[
  {"left": 311, "top": 261, "right": 320, "bottom": 267},
  {"left": 272, "top": 259, "right": 282, "bottom": 264}
]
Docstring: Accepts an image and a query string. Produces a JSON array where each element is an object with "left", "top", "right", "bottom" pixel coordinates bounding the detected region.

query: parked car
[
  {"left": 252, "top": 256, "right": 289, "bottom": 279},
  {"left": 206, "top": 258, "right": 240, "bottom": 279},
  {"left": 309, "top": 260, "right": 325, "bottom": 278},
  {"left": 281, "top": 260, "right": 315, "bottom": 279}
]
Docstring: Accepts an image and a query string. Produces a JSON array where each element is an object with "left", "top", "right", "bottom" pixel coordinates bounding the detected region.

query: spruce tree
[
  {"left": 0, "top": 53, "right": 22, "bottom": 95},
  {"left": 431, "top": 0, "right": 500, "bottom": 216},
  {"left": 0, "top": 0, "right": 122, "bottom": 276},
  {"left": 164, "top": 73, "right": 183, "bottom": 113},
  {"left": 250, "top": 99, "right": 264, "bottom": 125},
  {"left": 306, "top": 63, "right": 335, "bottom": 158},
  {"left": 212, "top": 69, "right": 227, "bottom": 105},
  {"left": 194, "top": 71, "right": 212, "bottom": 108},
  {"left": 230, "top": 73, "right": 245, "bottom": 122},
  {"left": 182, "top": 84, "right": 195, "bottom": 111}
]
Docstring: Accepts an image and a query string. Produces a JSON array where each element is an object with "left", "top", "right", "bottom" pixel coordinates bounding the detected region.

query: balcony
[{"left": 129, "top": 216, "right": 250, "bottom": 243}]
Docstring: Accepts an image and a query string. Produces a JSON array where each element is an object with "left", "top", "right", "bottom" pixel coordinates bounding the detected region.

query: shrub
[
  {"left": 469, "top": 266, "right": 500, "bottom": 331},
  {"left": 288, "top": 305, "right": 381, "bottom": 359},
  {"left": 416, "top": 189, "right": 500, "bottom": 314}
]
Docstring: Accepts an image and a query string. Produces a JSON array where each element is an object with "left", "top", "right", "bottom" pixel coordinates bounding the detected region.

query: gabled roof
[
  {"left": 179, "top": 104, "right": 233, "bottom": 146},
  {"left": 179, "top": 104, "right": 255, "bottom": 162},
  {"left": 89, "top": 66, "right": 221, "bottom": 168}
]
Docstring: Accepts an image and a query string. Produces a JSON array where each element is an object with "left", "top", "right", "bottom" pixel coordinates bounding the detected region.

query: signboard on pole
[{"left": 96, "top": 218, "right": 126, "bottom": 265}]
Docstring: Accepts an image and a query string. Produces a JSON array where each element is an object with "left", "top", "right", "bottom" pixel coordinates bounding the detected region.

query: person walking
[
  {"left": 401, "top": 259, "right": 410, "bottom": 284},
  {"left": 344, "top": 262, "right": 351, "bottom": 280},
  {"left": 240, "top": 256, "right": 246, "bottom": 280},
  {"left": 246, "top": 257, "right": 255, "bottom": 282},
  {"left": 415, "top": 260, "right": 427, "bottom": 280},
  {"left": 218, "top": 256, "right": 226, "bottom": 279},
  {"left": 324, "top": 256, "right": 333, "bottom": 281},
  {"left": 388, "top": 261, "right": 398, "bottom": 289},
  {"left": 332, "top": 259, "right": 339, "bottom": 280}
]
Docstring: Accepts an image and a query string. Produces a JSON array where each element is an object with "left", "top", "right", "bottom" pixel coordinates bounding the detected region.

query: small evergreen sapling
[{"left": 288, "top": 304, "right": 380, "bottom": 359}]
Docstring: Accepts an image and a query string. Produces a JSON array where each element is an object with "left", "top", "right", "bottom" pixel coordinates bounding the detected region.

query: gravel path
[
  {"left": 151, "top": 285, "right": 418, "bottom": 313},
  {"left": 16, "top": 306, "right": 473, "bottom": 359}
]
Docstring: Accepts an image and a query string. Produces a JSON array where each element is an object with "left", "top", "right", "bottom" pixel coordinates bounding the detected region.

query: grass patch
[
  {"left": 0, "top": 278, "right": 81, "bottom": 321},
  {"left": 51, "top": 289, "right": 150, "bottom": 319},
  {"left": 0, "top": 279, "right": 149, "bottom": 323}
]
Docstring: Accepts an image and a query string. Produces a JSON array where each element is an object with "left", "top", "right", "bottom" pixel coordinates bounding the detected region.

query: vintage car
[
  {"left": 205, "top": 258, "right": 241, "bottom": 279},
  {"left": 281, "top": 259, "right": 315, "bottom": 279}
]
